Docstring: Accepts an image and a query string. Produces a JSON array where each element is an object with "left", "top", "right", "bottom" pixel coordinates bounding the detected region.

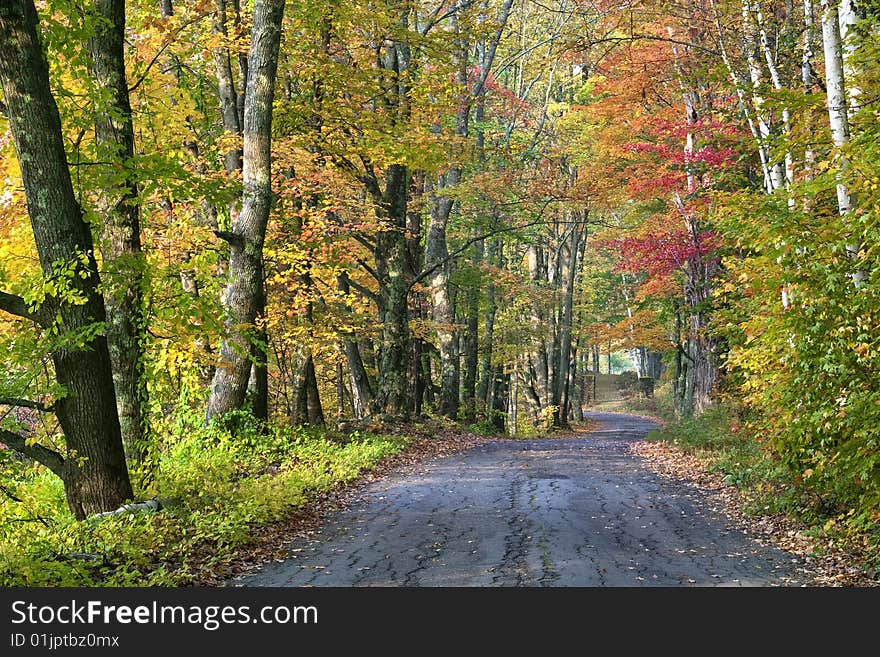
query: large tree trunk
[
  {"left": 820, "top": 2, "right": 853, "bottom": 222},
  {"left": 552, "top": 213, "right": 581, "bottom": 428},
  {"left": 821, "top": 0, "right": 865, "bottom": 283},
  {"left": 361, "top": 19, "right": 412, "bottom": 419},
  {"left": 0, "top": 0, "right": 133, "bottom": 518},
  {"left": 86, "top": 0, "right": 149, "bottom": 470},
  {"left": 425, "top": 177, "right": 461, "bottom": 417},
  {"left": 670, "top": 20, "right": 719, "bottom": 416},
  {"left": 373, "top": 164, "right": 411, "bottom": 417},
  {"left": 424, "top": 5, "right": 468, "bottom": 418},
  {"left": 206, "top": 0, "right": 286, "bottom": 422},
  {"left": 424, "top": 0, "right": 511, "bottom": 420}
]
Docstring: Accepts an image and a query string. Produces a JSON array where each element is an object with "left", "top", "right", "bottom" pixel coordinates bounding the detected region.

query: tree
[
  {"left": 85, "top": 0, "right": 150, "bottom": 470},
  {"left": 0, "top": 0, "right": 132, "bottom": 519},
  {"left": 206, "top": 0, "right": 286, "bottom": 422}
]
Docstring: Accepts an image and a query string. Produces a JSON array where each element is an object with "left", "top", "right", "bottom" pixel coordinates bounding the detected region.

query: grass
[{"left": 0, "top": 419, "right": 412, "bottom": 586}]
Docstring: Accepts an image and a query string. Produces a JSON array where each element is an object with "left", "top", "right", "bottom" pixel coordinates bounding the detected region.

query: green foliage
[
  {"left": 0, "top": 416, "right": 409, "bottom": 586},
  {"left": 616, "top": 380, "right": 678, "bottom": 422},
  {"left": 649, "top": 401, "right": 880, "bottom": 572},
  {"left": 468, "top": 412, "right": 505, "bottom": 436}
]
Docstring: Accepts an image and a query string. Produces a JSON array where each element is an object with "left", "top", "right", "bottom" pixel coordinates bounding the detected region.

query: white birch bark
[
  {"left": 821, "top": 0, "right": 851, "bottom": 213},
  {"left": 802, "top": 0, "right": 817, "bottom": 180},
  {"left": 742, "top": 0, "right": 785, "bottom": 192},
  {"left": 821, "top": 0, "right": 864, "bottom": 282},
  {"left": 709, "top": 0, "right": 773, "bottom": 192},
  {"left": 753, "top": 0, "right": 794, "bottom": 195},
  {"left": 839, "top": 0, "right": 862, "bottom": 110}
]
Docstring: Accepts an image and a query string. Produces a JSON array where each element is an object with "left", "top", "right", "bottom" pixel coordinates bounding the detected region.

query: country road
[{"left": 230, "top": 412, "right": 803, "bottom": 587}]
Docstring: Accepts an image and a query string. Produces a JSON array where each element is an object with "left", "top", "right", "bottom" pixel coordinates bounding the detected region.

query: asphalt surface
[{"left": 230, "top": 412, "right": 803, "bottom": 587}]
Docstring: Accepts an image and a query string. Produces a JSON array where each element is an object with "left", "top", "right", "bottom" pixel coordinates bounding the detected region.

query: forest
[{"left": 0, "top": 0, "right": 878, "bottom": 586}]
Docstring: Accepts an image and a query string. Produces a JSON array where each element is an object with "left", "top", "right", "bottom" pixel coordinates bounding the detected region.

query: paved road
[{"left": 230, "top": 412, "right": 802, "bottom": 587}]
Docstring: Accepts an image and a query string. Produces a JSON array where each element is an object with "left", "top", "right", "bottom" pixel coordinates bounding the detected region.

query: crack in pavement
[{"left": 229, "top": 412, "right": 806, "bottom": 587}]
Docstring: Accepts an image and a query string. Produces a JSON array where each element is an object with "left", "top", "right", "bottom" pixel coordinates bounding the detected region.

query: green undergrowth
[
  {"left": 644, "top": 402, "right": 880, "bottom": 578},
  {"left": 0, "top": 417, "right": 411, "bottom": 586},
  {"left": 608, "top": 392, "right": 678, "bottom": 423}
]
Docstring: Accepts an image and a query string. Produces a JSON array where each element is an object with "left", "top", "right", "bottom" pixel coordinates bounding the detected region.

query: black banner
[{"left": 0, "top": 586, "right": 871, "bottom": 652}]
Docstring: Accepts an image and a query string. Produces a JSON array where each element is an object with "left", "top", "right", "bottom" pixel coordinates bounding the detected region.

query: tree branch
[
  {"left": 127, "top": 14, "right": 208, "bottom": 94},
  {"left": 0, "top": 483, "right": 23, "bottom": 503},
  {"left": 351, "top": 233, "right": 377, "bottom": 253},
  {"left": 345, "top": 276, "right": 379, "bottom": 304},
  {"left": 0, "top": 429, "right": 64, "bottom": 477},
  {"left": 0, "top": 290, "right": 44, "bottom": 325},
  {"left": 355, "top": 257, "right": 380, "bottom": 283},
  {"left": 213, "top": 229, "right": 245, "bottom": 248},
  {"left": 0, "top": 397, "right": 54, "bottom": 412}
]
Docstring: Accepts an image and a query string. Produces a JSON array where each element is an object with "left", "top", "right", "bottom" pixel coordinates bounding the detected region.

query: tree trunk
[
  {"left": 213, "top": 0, "right": 243, "bottom": 175},
  {"left": 461, "top": 238, "right": 481, "bottom": 422},
  {"left": 752, "top": 0, "right": 794, "bottom": 193},
  {"left": 295, "top": 354, "right": 324, "bottom": 426},
  {"left": 336, "top": 361, "right": 346, "bottom": 420},
  {"left": 247, "top": 323, "right": 269, "bottom": 427},
  {"left": 839, "top": 0, "right": 862, "bottom": 109},
  {"left": 373, "top": 164, "right": 411, "bottom": 417},
  {"left": 425, "top": 172, "right": 461, "bottom": 417},
  {"left": 738, "top": 4, "right": 786, "bottom": 192},
  {"left": 527, "top": 243, "right": 549, "bottom": 408},
  {"left": 509, "top": 365, "right": 518, "bottom": 434},
  {"left": 86, "top": 0, "right": 149, "bottom": 469},
  {"left": 0, "top": 0, "right": 133, "bottom": 518},
  {"left": 337, "top": 273, "right": 374, "bottom": 418},
  {"left": 552, "top": 215, "right": 581, "bottom": 428},
  {"left": 821, "top": 0, "right": 857, "bottom": 253},
  {"left": 709, "top": 0, "right": 773, "bottom": 191},
  {"left": 406, "top": 172, "right": 426, "bottom": 417},
  {"left": 206, "top": 0, "right": 286, "bottom": 422},
  {"left": 802, "top": 0, "right": 817, "bottom": 181},
  {"left": 423, "top": 0, "right": 511, "bottom": 420},
  {"left": 491, "top": 364, "right": 507, "bottom": 433},
  {"left": 478, "top": 239, "right": 500, "bottom": 407},
  {"left": 424, "top": 5, "right": 468, "bottom": 418}
]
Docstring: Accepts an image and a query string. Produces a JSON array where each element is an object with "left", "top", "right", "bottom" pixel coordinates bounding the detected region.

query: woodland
[{"left": 0, "top": 0, "right": 878, "bottom": 585}]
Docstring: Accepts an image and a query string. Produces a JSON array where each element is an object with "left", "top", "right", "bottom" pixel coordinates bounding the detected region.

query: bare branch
[
  {"left": 351, "top": 233, "right": 377, "bottom": 253},
  {"left": 0, "top": 429, "right": 64, "bottom": 477},
  {"left": 0, "top": 397, "right": 54, "bottom": 412},
  {"left": 345, "top": 276, "right": 379, "bottom": 304},
  {"left": 0, "top": 290, "right": 44, "bottom": 325},
  {"left": 355, "top": 257, "right": 380, "bottom": 282}
]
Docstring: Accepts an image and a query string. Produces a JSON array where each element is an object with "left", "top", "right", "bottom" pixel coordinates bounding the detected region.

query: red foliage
[{"left": 603, "top": 229, "right": 719, "bottom": 277}]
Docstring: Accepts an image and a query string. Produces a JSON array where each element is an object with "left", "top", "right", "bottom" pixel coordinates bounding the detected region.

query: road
[{"left": 230, "top": 412, "right": 803, "bottom": 586}]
